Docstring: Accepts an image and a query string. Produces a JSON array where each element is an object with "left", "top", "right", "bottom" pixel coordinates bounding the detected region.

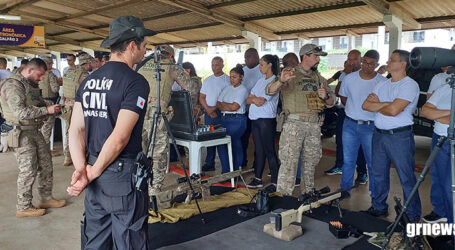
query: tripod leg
[
  {"left": 382, "top": 136, "right": 446, "bottom": 250},
  {"left": 161, "top": 114, "right": 206, "bottom": 224}
]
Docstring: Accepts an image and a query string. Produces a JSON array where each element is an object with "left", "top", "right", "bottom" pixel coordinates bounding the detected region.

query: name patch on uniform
[{"left": 137, "top": 96, "right": 145, "bottom": 109}]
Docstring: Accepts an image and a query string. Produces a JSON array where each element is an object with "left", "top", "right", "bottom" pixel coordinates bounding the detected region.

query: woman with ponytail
[
  {"left": 246, "top": 55, "right": 280, "bottom": 189},
  {"left": 216, "top": 64, "right": 250, "bottom": 172}
]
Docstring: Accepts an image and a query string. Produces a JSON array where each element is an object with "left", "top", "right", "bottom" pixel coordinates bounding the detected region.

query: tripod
[
  {"left": 140, "top": 49, "right": 205, "bottom": 223},
  {"left": 382, "top": 72, "right": 455, "bottom": 249}
]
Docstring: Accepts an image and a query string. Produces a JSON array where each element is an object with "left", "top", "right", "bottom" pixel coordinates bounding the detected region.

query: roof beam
[
  {"left": 15, "top": 11, "right": 108, "bottom": 37},
  {"left": 153, "top": 35, "right": 245, "bottom": 46},
  {"left": 47, "top": 36, "right": 109, "bottom": 52},
  {"left": 360, "top": 0, "right": 420, "bottom": 29},
  {"left": 53, "top": 0, "right": 145, "bottom": 22},
  {"left": 207, "top": 0, "right": 255, "bottom": 9},
  {"left": 346, "top": 29, "right": 360, "bottom": 37},
  {"left": 157, "top": 0, "right": 280, "bottom": 40},
  {"left": 275, "top": 22, "right": 384, "bottom": 35},
  {"left": 241, "top": 2, "right": 366, "bottom": 21},
  {"left": 0, "top": 0, "right": 40, "bottom": 12}
]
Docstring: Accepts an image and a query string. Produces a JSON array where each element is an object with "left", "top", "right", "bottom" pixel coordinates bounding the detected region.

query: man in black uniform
[{"left": 66, "top": 16, "right": 156, "bottom": 249}]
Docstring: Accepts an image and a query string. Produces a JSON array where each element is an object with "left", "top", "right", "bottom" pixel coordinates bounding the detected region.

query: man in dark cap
[
  {"left": 67, "top": 16, "right": 156, "bottom": 249},
  {"left": 266, "top": 44, "right": 335, "bottom": 195}
]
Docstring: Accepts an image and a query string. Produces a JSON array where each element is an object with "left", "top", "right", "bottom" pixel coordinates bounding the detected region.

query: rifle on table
[
  {"left": 151, "top": 169, "right": 253, "bottom": 210},
  {"left": 264, "top": 185, "right": 355, "bottom": 241}
]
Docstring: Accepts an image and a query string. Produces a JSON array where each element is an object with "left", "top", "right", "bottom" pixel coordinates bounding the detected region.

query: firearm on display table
[{"left": 151, "top": 169, "right": 253, "bottom": 211}]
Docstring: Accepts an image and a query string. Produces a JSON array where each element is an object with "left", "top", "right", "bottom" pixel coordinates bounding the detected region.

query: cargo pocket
[{"left": 100, "top": 180, "right": 133, "bottom": 213}]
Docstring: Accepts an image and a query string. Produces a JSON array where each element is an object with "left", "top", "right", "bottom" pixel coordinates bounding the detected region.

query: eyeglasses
[{"left": 361, "top": 60, "right": 378, "bottom": 67}]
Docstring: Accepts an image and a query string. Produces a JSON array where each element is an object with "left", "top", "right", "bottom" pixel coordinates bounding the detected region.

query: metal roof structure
[{"left": 0, "top": 0, "right": 454, "bottom": 57}]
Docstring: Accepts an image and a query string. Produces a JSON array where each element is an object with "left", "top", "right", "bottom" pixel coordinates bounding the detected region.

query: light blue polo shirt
[
  {"left": 339, "top": 71, "right": 385, "bottom": 121},
  {"left": 372, "top": 76, "right": 419, "bottom": 130},
  {"left": 218, "top": 84, "right": 249, "bottom": 114},
  {"left": 200, "top": 74, "right": 230, "bottom": 107},
  {"left": 428, "top": 84, "right": 451, "bottom": 137},
  {"left": 428, "top": 72, "right": 450, "bottom": 94},
  {"left": 242, "top": 65, "right": 263, "bottom": 92},
  {"left": 248, "top": 75, "right": 279, "bottom": 120}
]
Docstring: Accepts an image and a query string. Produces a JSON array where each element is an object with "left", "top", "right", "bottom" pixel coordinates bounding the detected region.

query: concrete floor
[{"left": 0, "top": 135, "right": 434, "bottom": 250}]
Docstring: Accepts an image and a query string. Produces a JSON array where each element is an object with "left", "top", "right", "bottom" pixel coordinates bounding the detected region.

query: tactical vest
[
  {"left": 39, "top": 71, "right": 58, "bottom": 99},
  {"left": 63, "top": 68, "right": 85, "bottom": 99},
  {"left": 0, "top": 74, "right": 44, "bottom": 126},
  {"left": 282, "top": 67, "right": 325, "bottom": 115},
  {"left": 137, "top": 57, "right": 173, "bottom": 107}
]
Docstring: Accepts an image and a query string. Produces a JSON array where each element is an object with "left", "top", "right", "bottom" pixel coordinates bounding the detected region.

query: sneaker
[
  {"left": 325, "top": 166, "right": 342, "bottom": 175},
  {"left": 38, "top": 198, "right": 66, "bottom": 209},
  {"left": 201, "top": 164, "right": 215, "bottom": 172},
  {"left": 423, "top": 211, "right": 448, "bottom": 223},
  {"left": 264, "top": 184, "right": 277, "bottom": 193},
  {"left": 246, "top": 178, "right": 263, "bottom": 188},
  {"left": 16, "top": 206, "right": 46, "bottom": 218},
  {"left": 355, "top": 173, "right": 368, "bottom": 185},
  {"left": 364, "top": 207, "right": 388, "bottom": 217},
  {"left": 50, "top": 150, "right": 62, "bottom": 157},
  {"left": 295, "top": 178, "right": 301, "bottom": 187}
]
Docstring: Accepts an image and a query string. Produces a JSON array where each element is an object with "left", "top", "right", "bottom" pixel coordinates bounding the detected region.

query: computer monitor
[{"left": 168, "top": 90, "right": 196, "bottom": 133}]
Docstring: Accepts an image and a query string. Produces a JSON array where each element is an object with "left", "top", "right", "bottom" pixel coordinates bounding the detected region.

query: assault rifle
[
  {"left": 151, "top": 169, "right": 253, "bottom": 210},
  {"left": 264, "top": 185, "right": 355, "bottom": 241}
]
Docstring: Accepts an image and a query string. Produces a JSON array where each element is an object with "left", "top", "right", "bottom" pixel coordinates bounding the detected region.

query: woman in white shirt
[
  {"left": 216, "top": 64, "right": 249, "bottom": 172},
  {"left": 245, "top": 55, "right": 280, "bottom": 188}
]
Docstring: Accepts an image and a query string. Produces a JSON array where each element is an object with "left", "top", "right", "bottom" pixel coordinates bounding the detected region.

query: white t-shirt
[
  {"left": 171, "top": 81, "right": 182, "bottom": 91},
  {"left": 218, "top": 84, "right": 249, "bottom": 114},
  {"left": 372, "top": 76, "right": 420, "bottom": 130},
  {"left": 428, "top": 84, "right": 451, "bottom": 136},
  {"left": 0, "top": 69, "right": 13, "bottom": 81},
  {"left": 339, "top": 71, "right": 385, "bottom": 121},
  {"left": 249, "top": 75, "right": 279, "bottom": 120},
  {"left": 51, "top": 68, "right": 61, "bottom": 78},
  {"left": 242, "top": 65, "right": 263, "bottom": 92},
  {"left": 200, "top": 74, "right": 230, "bottom": 106},
  {"left": 427, "top": 72, "right": 450, "bottom": 94}
]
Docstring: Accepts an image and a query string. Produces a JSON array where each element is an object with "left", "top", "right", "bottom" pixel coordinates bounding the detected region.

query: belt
[
  {"left": 375, "top": 125, "right": 412, "bottom": 135},
  {"left": 287, "top": 113, "right": 324, "bottom": 123},
  {"left": 87, "top": 154, "right": 136, "bottom": 173},
  {"left": 222, "top": 113, "right": 245, "bottom": 117},
  {"left": 346, "top": 116, "right": 374, "bottom": 125},
  {"left": 7, "top": 124, "right": 38, "bottom": 130}
]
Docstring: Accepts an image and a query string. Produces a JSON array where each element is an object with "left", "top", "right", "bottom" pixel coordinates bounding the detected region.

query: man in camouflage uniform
[
  {"left": 39, "top": 56, "right": 60, "bottom": 145},
  {"left": 137, "top": 45, "right": 195, "bottom": 195},
  {"left": 266, "top": 44, "right": 335, "bottom": 195},
  {"left": 61, "top": 53, "right": 92, "bottom": 166},
  {"left": 0, "top": 58, "right": 66, "bottom": 217}
]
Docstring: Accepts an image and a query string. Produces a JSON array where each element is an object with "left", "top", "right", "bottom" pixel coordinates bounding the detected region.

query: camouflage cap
[
  {"left": 78, "top": 53, "right": 93, "bottom": 65},
  {"left": 101, "top": 16, "right": 156, "bottom": 48},
  {"left": 41, "top": 56, "right": 53, "bottom": 64},
  {"left": 157, "top": 45, "right": 174, "bottom": 56},
  {"left": 299, "top": 44, "right": 328, "bottom": 56}
]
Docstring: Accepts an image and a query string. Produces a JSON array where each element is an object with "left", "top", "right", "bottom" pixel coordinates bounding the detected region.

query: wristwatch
[{"left": 323, "top": 93, "right": 331, "bottom": 101}]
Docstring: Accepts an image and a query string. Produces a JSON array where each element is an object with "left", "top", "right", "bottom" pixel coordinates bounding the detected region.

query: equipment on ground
[
  {"left": 151, "top": 169, "right": 252, "bottom": 210},
  {"left": 263, "top": 186, "right": 352, "bottom": 241}
]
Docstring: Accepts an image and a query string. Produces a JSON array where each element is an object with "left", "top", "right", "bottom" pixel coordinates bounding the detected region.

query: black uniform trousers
[{"left": 84, "top": 157, "right": 149, "bottom": 250}]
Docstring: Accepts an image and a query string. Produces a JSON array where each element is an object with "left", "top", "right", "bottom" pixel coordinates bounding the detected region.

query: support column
[
  {"left": 51, "top": 51, "right": 62, "bottom": 74},
  {"left": 242, "top": 31, "right": 261, "bottom": 51},
  {"left": 383, "top": 14, "right": 402, "bottom": 56}
]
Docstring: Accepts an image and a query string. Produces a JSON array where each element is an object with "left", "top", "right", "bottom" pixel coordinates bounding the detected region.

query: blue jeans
[
  {"left": 204, "top": 111, "right": 229, "bottom": 170},
  {"left": 430, "top": 133, "right": 453, "bottom": 223},
  {"left": 219, "top": 114, "right": 247, "bottom": 173},
  {"left": 340, "top": 119, "right": 375, "bottom": 197},
  {"left": 335, "top": 108, "right": 367, "bottom": 174},
  {"left": 371, "top": 129, "right": 421, "bottom": 221}
]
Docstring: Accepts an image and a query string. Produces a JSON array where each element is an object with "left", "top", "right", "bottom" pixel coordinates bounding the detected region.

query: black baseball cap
[{"left": 101, "top": 16, "right": 156, "bottom": 48}]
